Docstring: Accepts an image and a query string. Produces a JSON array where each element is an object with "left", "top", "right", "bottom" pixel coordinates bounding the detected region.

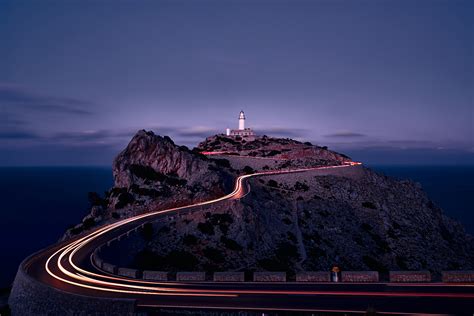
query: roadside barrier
[
  {"left": 253, "top": 272, "right": 286, "bottom": 282},
  {"left": 296, "top": 271, "right": 331, "bottom": 282},
  {"left": 442, "top": 271, "right": 474, "bottom": 283},
  {"left": 214, "top": 272, "right": 245, "bottom": 282},
  {"left": 342, "top": 271, "right": 379, "bottom": 282},
  {"left": 390, "top": 271, "right": 431, "bottom": 283}
]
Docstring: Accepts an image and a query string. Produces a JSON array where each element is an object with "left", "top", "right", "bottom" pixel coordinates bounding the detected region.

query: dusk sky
[{"left": 1, "top": 0, "right": 472, "bottom": 166}]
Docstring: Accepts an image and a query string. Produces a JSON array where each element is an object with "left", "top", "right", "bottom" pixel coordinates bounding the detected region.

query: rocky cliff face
[
  {"left": 63, "top": 130, "right": 234, "bottom": 239},
  {"left": 64, "top": 131, "right": 474, "bottom": 275},
  {"left": 132, "top": 166, "right": 474, "bottom": 275}
]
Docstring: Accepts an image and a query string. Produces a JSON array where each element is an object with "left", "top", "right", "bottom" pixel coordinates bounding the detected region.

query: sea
[{"left": 0, "top": 165, "right": 473, "bottom": 289}]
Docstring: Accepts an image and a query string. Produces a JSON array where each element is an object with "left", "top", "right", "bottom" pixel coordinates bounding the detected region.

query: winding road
[{"left": 20, "top": 162, "right": 474, "bottom": 314}]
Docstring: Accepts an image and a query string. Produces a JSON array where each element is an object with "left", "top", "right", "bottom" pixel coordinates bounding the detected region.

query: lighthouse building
[{"left": 226, "top": 110, "right": 255, "bottom": 138}]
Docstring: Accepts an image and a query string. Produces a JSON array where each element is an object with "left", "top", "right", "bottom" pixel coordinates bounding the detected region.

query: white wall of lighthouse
[{"left": 238, "top": 111, "right": 245, "bottom": 130}]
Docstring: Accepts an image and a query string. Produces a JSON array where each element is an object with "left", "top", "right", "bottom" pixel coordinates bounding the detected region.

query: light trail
[
  {"left": 39, "top": 160, "right": 474, "bottom": 308},
  {"left": 44, "top": 162, "right": 364, "bottom": 297}
]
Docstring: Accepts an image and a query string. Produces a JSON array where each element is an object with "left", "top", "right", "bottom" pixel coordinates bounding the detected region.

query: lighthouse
[
  {"left": 227, "top": 110, "right": 255, "bottom": 138},
  {"left": 238, "top": 110, "right": 245, "bottom": 130}
]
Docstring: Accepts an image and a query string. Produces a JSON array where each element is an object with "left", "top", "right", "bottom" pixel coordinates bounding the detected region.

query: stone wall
[
  {"left": 9, "top": 256, "right": 136, "bottom": 315},
  {"left": 100, "top": 220, "right": 167, "bottom": 268},
  {"left": 176, "top": 272, "right": 206, "bottom": 281},
  {"left": 213, "top": 272, "right": 245, "bottom": 282},
  {"left": 118, "top": 267, "right": 140, "bottom": 279},
  {"left": 442, "top": 271, "right": 474, "bottom": 283},
  {"left": 295, "top": 271, "right": 330, "bottom": 282},
  {"left": 143, "top": 271, "right": 168, "bottom": 281},
  {"left": 253, "top": 272, "right": 286, "bottom": 282},
  {"left": 341, "top": 271, "right": 379, "bottom": 282},
  {"left": 389, "top": 271, "right": 431, "bottom": 283},
  {"left": 102, "top": 262, "right": 117, "bottom": 274}
]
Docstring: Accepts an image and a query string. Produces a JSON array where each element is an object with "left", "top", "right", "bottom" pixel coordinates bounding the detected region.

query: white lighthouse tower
[
  {"left": 238, "top": 110, "right": 245, "bottom": 130},
  {"left": 228, "top": 110, "right": 255, "bottom": 138}
]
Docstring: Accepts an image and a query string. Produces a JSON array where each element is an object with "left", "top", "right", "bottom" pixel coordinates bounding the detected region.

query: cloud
[
  {"left": 46, "top": 126, "right": 218, "bottom": 147},
  {"left": 320, "top": 137, "right": 474, "bottom": 154},
  {"left": 0, "top": 84, "right": 94, "bottom": 115},
  {"left": 256, "top": 127, "right": 309, "bottom": 138},
  {"left": 323, "top": 131, "right": 367, "bottom": 138},
  {"left": 0, "top": 131, "right": 40, "bottom": 140},
  {"left": 175, "top": 127, "right": 221, "bottom": 139}
]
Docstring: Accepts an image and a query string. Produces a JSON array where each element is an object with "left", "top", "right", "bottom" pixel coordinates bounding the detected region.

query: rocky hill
[
  {"left": 64, "top": 131, "right": 474, "bottom": 275},
  {"left": 64, "top": 130, "right": 235, "bottom": 239},
  {"left": 198, "top": 134, "right": 351, "bottom": 167}
]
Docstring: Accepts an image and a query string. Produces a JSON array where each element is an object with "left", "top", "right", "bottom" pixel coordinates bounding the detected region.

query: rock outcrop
[{"left": 63, "top": 130, "right": 234, "bottom": 239}]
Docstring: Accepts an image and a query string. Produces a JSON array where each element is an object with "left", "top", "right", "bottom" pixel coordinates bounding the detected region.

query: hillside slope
[{"left": 64, "top": 131, "right": 474, "bottom": 275}]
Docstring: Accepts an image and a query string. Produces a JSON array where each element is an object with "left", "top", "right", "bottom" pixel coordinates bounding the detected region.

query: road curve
[{"left": 20, "top": 162, "right": 474, "bottom": 314}]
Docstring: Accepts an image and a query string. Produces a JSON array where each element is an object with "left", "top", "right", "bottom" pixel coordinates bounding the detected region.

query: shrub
[
  {"left": 203, "top": 247, "right": 225, "bottom": 263},
  {"left": 70, "top": 225, "right": 83, "bottom": 235},
  {"left": 212, "top": 158, "right": 231, "bottom": 168},
  {"left": 220, "top": 236, "right": 243, "bottom": 251},
  {"left": 142, "top": 222, "right": 154, "bottom": 241},
  {"left": 209, "top": 213, "right": 234, "bottom": 225},
  {"left": 361, "top": 223, "right": 373, "bottom": 232},
  {"left": 294, "top": 181, "right": 309, "bottom": 191},
  {"left": 370, "top": 233, "right": 391, "bottom": 253},
  {"left": 129, "top": 164, "right": 166, "bottom": 182},
  {"left": 395, "top": 255, "right": 409, "bottom": 270},
  {"left": 158, "top": 226, "right": 170, "bottom": 234},
  {"left": 198, "top": 222, "right": 215, "bottom": 235},
  {"left": 308, "top": 247, "right": 326, "bottom": 259},
  {"left": 282, "top": 217, "right": 293, "bottom": 225},
  {"left": 362, "top": 255, "right": 387, "bottom": 273},
  {"left": 275, "top": 241, "right": 300, "bottom": 262},
  {"left": 82, "top": 217, "right": 96, "bottom": 230},
  {"left": 258, "top": 258, "right": 289, "bottom": 271},
  {"left": 318, "top": 209, "right": 330, "bottom": 217},
  {"left": 362, "top": 201, "right": 377, "bottom": 209},
  {"left": 133, "top": 250, "right": 162, "bottom": 270},
  {"left": 266, "top": 150, "right": 281, "bottom": 157},
  {"left": 304, "top": 142, "right": 313, "bottom": 146},
  {"left": 243, "top": 166, "right": 254, "bottom": 174},
  {"left": 267, "top": 179, "right": 278, "bottom": 187},
  {"left": 165, "top": 176, "right": 187, "bottom": 187},
  {"left": 183, "top": 234, "right": 198, "bottom": 246},
  {"left": 165, "top": 250, "right": 198, "bottom": 270},
  {"left": 111, "top": 212, "right": 120, "bottom": 219},
  {"left": 115, "top": 192, "right": 135, "bottom": 209},
  {"left": 130, "top": 185, "right": 161, "bottom": 198},
  {"left": 88, "top": 192, "right": 107, "bottom": 208},
  {"left": 287, "top": 232, "right": 297, "bottom": 243},
  {"left": 110, "top": 187, "right": 128, "bottom": 196}
]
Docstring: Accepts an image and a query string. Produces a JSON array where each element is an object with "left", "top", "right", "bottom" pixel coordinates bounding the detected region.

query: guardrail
[
  {"left": 90, "top": 251, "right": 474, "bottom": 284},
  {"left": 91, "top": 216, "right": 474, "bottom": 284},
  {"left": 442, "top": 271, "right": 474, "bottom": 283},
  {"left": 390, "top": 271, "right": 431, "bottom": 283}
]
